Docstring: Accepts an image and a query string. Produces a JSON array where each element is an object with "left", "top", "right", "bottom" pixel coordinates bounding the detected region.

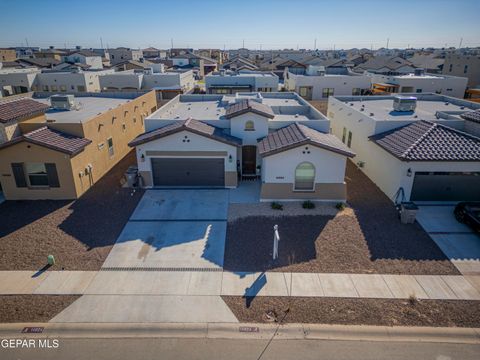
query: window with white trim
[{"left": 294, "top": 162, "right": 315, "bottom": 191}]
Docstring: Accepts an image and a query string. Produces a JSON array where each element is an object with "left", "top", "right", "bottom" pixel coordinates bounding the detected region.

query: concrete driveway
[
  {"left": 416, "top": 206, "right": 480, "bottom": 275},
  {"left": 103, "top": 189, "right": 229, "bottom": 269}
]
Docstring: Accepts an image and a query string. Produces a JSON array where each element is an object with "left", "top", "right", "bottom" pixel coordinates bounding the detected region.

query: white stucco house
[
  {"left": 129, "top": 92, "right": 355, "bottom": 201},
  {"left": 63, "top": 51, "right": 104, "bottom": 69},
  {"left": 328, "top": 93, "right": 480, "bottom": 203},
  {"left": 205, "top": 70, "right": 279, "bottom": 94}
]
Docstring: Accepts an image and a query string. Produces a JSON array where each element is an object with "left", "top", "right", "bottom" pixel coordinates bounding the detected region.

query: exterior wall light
[
  {"left": 141, "top": 154, "right": 145, "bottom": 162},
  {"left": 407, "top": 168, "right": 412, "bottom": 177},
  {"left": 228, "top": 155, "right": 233, "bottom": 163}
]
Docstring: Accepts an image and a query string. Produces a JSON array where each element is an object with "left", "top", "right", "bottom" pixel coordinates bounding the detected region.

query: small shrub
[
  {"left": 335, "top": 202, "right": 346, "bottom": 211},
  {"left": 302, "top": 200, "right": 315, "bottom": 209},
  {"left": 271, "top": 202, "right": 283, "bottom": 210},
  {"left": 408, "top": 294, "right": 418, "bottom": 306}
]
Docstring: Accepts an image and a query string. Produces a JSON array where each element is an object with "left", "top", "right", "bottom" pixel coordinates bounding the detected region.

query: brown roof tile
[
  {"left": 369, "top": 120, "right": 480, "bottom": 161},
  {"left": 129, "top": 118, "right": 241, "bottom": 147},
  {"left": 225, "top": 99, "right": 275, "bottom": 119},
  {"left": 258, "top": 123, "right": 355, "bottom": 158},
  {"left": 0, "top": 98, "right": 50, "bottom": 124},
  {"left": 0, "top": 126, "right": 91, "bottom": 155}
]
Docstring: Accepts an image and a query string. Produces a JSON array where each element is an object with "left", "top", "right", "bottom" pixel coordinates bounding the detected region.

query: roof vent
[
  {"left": 460, "top": 106, "right": 465, "bottom": 110},
  {"left": 445, "top": 102, "right": 449, "bottom": 105},
  {"left": 360, "top": 108, "right": 364, "bottom": 111},
  {"left": 393, "top": 96, "right": 417, "bottom": 112},
  {"left": 50, "top": 94, "right": 75, "bottom": 110},
  {"left": 370, "top": 112, "right": 374, "bottom": 116}
]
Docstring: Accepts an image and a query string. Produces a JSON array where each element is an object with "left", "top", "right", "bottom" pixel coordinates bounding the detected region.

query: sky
[{"left": 1, "top": 0, "right": 479, "bottom": 50}]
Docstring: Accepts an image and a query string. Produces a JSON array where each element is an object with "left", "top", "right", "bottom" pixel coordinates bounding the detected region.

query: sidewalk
[{"left": 1, "top": 270, "right": 480, "bottom": 300}]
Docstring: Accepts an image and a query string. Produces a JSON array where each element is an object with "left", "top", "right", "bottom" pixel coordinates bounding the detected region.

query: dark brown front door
[{"left": 242, "top": 146, "right": 257, "bottom": 175}]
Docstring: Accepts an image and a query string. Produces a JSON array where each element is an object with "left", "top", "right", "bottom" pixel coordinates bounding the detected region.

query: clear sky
[{"left": 1, "top": 0, "right": 479, "bottom": 50}]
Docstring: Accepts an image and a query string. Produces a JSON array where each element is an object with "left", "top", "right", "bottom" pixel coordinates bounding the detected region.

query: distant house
[
  {"left": 222, "top": 56, "right": 258, "bottom": 71},
  {"left": 408, "top": 54, "right": 444, "bottom": 74},
  {"left": 0, "top": 48, "right": 17, "bottom": 62},
  {"left": 63, "top": 50, "right": 103, "bottom": 69},
  {"left": 171, "top": 53, "right": 217, "bottom": 77},
  {"left": 443, "top": 53, "right": 480, "bottom": 88},
  {"left": 205, "top": 70, "right": 279, "bottom": 94},
  {"left": 354, "top": 56, "right": 416, "bottom": 75},
  {"left": 34, "top": 49, "right": 66, "bottom": 61},
  {"left": 108, "top": 47, "right": 143, "bottom": 65},
  {"left": 113, "top": 59, "right": 154, "bottom": 72},
  {"left": 0, "top": 68, "right": 40, "bottom": 97}
]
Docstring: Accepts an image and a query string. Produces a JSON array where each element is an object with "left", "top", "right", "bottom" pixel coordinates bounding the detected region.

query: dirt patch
[
  {"left": 224, "top": 161, "right": 458, "bottom": 275},
  {"left": 222, "top": 296, "right": 480, "bottom": 327},
  {"left": 0, "top": 151, "right": 144, "bottom": 271},
  {"left": 0, "top": 295, "right": 80, "bottom": 323}
]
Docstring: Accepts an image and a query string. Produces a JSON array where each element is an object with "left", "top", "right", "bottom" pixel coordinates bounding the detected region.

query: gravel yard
[
  {"left": 224, "top": 161, "right": 458, "bottom": 275},
  {"left": 0, "top": 295, "right": 80, "bottom": 323},
  {"left": 0, "top": 151, "right": 143, "bottom": 271},
  {"left": 222, "top": 296, "right": 480, "bottom": 327}
]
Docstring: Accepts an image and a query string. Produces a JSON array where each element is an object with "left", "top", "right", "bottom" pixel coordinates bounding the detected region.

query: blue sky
[{"left": 1, "top": 0, "right": 479, "bottom": 49}]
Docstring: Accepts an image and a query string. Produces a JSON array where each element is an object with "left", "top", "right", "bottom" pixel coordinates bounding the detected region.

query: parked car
[{"left": 454, "top": 202, "right": 480, "bottom": 232}]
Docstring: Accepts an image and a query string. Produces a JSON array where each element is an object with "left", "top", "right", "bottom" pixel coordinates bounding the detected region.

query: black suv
[{"left": 454, "top": 202, "right": 480, "bottom": 232}]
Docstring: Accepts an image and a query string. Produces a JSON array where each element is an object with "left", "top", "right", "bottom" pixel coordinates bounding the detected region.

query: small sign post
[{"left": 273, "top": 224, "right": 280, "bottom": 260}]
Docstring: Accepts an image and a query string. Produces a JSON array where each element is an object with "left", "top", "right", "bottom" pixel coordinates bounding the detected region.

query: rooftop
[
  {"left": 0, "top": 98, "right": 50, "bottom": 124},
  {"left": 369, "top": 120, "right": 480, "bottom": 161},
  {"left": 34, "top": 94, "right": 136, "bottom": 124},
  {"left": 332, "top": 94, "right": 480, "bottom": 121},
  {"left": 258, "top": 123, "right": 355, "bottom": 157},
  {"left": 0, "top": 126, "right": 91, "bottom": 155},
  {"left": 150, "top": 92, "right": 326, "bottom": 122}
]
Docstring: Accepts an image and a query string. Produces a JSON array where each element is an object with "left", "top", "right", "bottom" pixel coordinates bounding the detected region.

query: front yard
[
  {"left": 0, "top": 151, "right": 144, "bottom": 271},
  {"left": 224, "top": 161, "right": 459, "bottom": 275}
]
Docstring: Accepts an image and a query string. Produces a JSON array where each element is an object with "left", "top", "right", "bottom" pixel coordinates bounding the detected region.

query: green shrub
[
  {"left": 335, "top": 202, "right": 346, "bottom": 211},
  {"left": 302, "top": 200, "right": 315, "bottom": 209},
  {"left": 271, "top": 202, "right": 283, "bottom": 210}
]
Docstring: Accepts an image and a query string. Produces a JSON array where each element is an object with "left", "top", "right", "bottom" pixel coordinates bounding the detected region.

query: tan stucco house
[{"left": 0, "top": 91, "right": 157, "bottom": 200}]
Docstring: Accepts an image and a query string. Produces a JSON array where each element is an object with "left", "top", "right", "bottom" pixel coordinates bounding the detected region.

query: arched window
[
  {"left": 244, "top": 120, "right": 255, "bottom": 131},
  {"left": 295, "top": 162, "right": 315, "bottom": 190}
]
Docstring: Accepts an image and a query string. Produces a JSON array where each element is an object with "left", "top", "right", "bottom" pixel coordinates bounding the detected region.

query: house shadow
[
  {"left": 243, "top": 272, "right": 267, "bottom": 308},
  {"left": 344, "top": 160, "right": 457, "bottom": 264},
  {"left": 223, "top": 215, "right": 333, "bottom": 272}
]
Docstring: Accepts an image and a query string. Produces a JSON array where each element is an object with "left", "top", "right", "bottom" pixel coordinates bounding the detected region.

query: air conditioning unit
[
  {"left": 393, "top": 96, "right": 417, "bottom": 112},
  {"left": 50, "top": 94, "right": 75, "bottom": 110}
]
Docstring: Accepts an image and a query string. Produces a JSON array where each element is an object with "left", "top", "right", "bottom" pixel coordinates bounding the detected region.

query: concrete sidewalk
[{"left": 1, "top": 270, "right": 480, "bottom": 301}]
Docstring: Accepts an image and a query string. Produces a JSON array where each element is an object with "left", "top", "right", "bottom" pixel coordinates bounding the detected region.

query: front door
[{"left": 242, "top": 146, "right": 257, "bottom": 175}]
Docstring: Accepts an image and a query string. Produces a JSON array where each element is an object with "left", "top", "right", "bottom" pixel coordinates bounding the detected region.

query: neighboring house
[
  {"left": 171, "top": 53, "right": 217, "bottom": 77},
  {"left": 0, "top": 48, "right": 17, "bottom": 62},
  {"left": 221, "top": 56, "right": 258, "bottom": 71},
  {"left": 108, "top": 47, "right": 143, "bottom": 65},
  {"left": 367, "top": 70, "right": 468, "bottom": 98},
  {"left": 205, "top": 70, "right": 279, "bottom": 94},
  {"left": 128, "top": 92, "right": 355, "bottom": 201},
  {"left": 0, "top": 91, "right": 157, "bottom": 200},
  {"left": 113, "top": 59, "right": 154, "bottom": 72},
  {"left": 195, "top": 49, "right": 228, "bottom": 64},
  {"left": 443, "top": 53, "right": 480, "bottom": 88},
  {"left": 0, "top": 68, "right": 40, "bottom": 97},
  {"left": 328, "top": 93, "right": 480, "bottom": 202},
  {"left": 99, "top": 69, "right": 195, "bottom": 101},
  {"left": 142, "top": 47, "right": 161, "bottom": 58},
  {"left": 170, "top": 48, "right": 194, "bottom": 57},
  {"left": 63, "top": 50, "right": 103, "bottom": 69},
  {"left": 0, "top": 97, "right": 49, "bottom": 143},
  {"left": 408, "top": 53, "right": 444, "bottom": 74},
  {"left": 284, "top": 66, "right": 371, "bottom": 100},
  {"left": 354, "top": 56, "right": 416, "bottom": 75},
  {"left": 15, "top": 58, "right": 61, "bottom": 69},
  {"left": 32, "top": 69, "right": 114, "bottom": 93},
  {"left": 34, "top": 49, "right": 66, "bottom": 61}
]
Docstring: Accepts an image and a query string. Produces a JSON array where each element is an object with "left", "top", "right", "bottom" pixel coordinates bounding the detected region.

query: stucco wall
[
  {"left": 230, "top": 113, "right": 269, "bottom": 145},
  {"left": 0, "top": 142, "right": 77, "bottom": 200}
]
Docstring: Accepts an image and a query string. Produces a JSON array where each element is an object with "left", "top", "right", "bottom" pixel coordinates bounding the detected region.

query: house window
[
  {"left": 347, "top": 131, "right": 353, "bottom": 148},
  {"left": 60, "top": 85, "right": 66, "bottom": 92},
  {"left": 416, "top": 89, "right": 422, "bottom": 93},
  {"left": 107, "top": 137, "right": 114, "bottom": 157},
  {"left": 244, "top": 120, "right": 255, "bottom": 131},
  {"left": 299, "top": 86, "right": 309, "bottom": 97},
  {"left": 26, "top": 163, "right": 49, "bottom": 186},
  {"left": 294, "top": 162, "right": 315, "bottom": 191},
  {"left": 322, "top": 88, "right": 334, "bottom": 98},
  {"left": 342, "top": 127, "right": 347, "bottom": 143},
  {"left": 352, "top": 88, "right": 361, "bottom": 95},
  {"left": 464, "top": 65, "right": 468, "bottom": 74},
  {"left": 77, "top": 85, "right": 86, "bottom": 92},
  {"left": 43, "top": 85, "right": 49, "bottom": 91},
  {"left": 51, "top": 85, "right": 57, "bottom": 92},
  {"left": 449, "top": 64, "right": 453, "bottom": 72},
  {"left": 122, "top": 123, "right": 126, "bottom": 132}
]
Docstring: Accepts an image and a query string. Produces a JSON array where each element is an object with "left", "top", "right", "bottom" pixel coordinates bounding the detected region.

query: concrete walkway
[{"left": 2, "top": 271, "right": 480, "bottom": 301}]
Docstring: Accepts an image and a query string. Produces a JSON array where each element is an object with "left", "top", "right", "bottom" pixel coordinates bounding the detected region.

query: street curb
[{"left": 0, "top": 323, "right": 479, "bottom": 344}]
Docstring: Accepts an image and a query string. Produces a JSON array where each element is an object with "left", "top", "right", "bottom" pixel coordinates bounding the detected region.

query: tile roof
[
  {"left": 369, "top": 120, "right": 480, "bottom": 161},
  {"left": 0, "top": 126, "right": 91, "bottom": 155},
  {"left": 461, "top": 110, "right": 480, "bottom": 124},
  {"left": 129, "top": 118, "right": 241, "bottom": 147},
  {"left": 0, "top": 98, "right": 50, "bottom": 124},
  {"left": 225, "top": 99, "right": 275, "bottom": 119},
  {"left": 356, "top": 56, "right": 413, "bottom": 71},
  {"left": 258, "top": 123, "right": 356, "bottom": 157}
]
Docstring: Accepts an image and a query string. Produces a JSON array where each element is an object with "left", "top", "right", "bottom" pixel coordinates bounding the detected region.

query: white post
[{"left": 273, "top": 224, "right": 280, "bottom": 260}]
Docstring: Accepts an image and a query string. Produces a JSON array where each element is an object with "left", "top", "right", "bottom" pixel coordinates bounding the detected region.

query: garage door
[
  {"left": 411, "top": 172, "right": 480, "bottom": 201},
  {"left": 151, "top": 158, "right": 225, "bottom": 187}
]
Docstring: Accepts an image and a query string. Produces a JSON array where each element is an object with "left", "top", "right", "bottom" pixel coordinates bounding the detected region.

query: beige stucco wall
[
  {"left": 260, "top": 182, "right": 346, "bottom": 201},
  {"left": 225, "top": 171, "right": 238, "bottom": 187},
  {"left": 0, "top": 142, "right": 78, "bottom": 200}
]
